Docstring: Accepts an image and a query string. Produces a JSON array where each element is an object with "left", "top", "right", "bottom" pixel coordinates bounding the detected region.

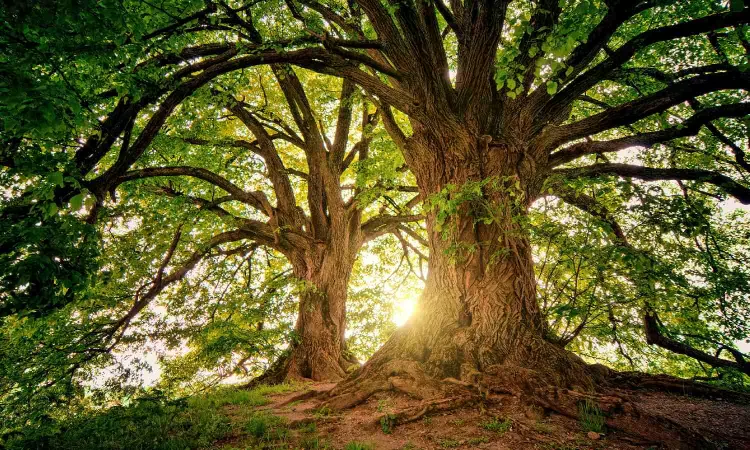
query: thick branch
[
  {"left": 541, "top": 8, "right": 750, "bottom": 126},
  {"left": 116, "top": 166, "right": 273, "bottom": 214},
  {"left": 644, "top": 311, "right": 750, "bottom": 376},
  {"left": 549, "top": 71, "right": 750, "bottom": 147},
  {"left": 549, "top": 102, "right": 750, "bottom": 166},
  {"left": 554, "top": 163, "right": 750, "bottom": 204}
]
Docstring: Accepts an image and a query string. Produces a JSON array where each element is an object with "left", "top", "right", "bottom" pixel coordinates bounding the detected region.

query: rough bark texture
[
  {"left": 284, "top": 247, "right": 360, "bottom": 382},
  {"left": 327, "top": 126, "right": 595, "bottom": 407}
]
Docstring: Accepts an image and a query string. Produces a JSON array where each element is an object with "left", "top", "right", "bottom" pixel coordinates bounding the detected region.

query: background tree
[{"left": 108, "top": 66, "right": 421, "bottom": 381}]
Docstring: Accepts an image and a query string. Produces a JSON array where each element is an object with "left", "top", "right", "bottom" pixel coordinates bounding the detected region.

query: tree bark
[
  {"left": 328, "top": 131, "right": 594, "bottom": 405},
  {"left": 282, "top": 253, "right": 359, "bottom": 382}
]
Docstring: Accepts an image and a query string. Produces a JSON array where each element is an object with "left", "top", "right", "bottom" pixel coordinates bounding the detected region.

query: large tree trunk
[
  {"left": 256, "top": 251, "right": 359, "bottom": 383},
  {"left": 284, "top": 254, "right": 359, "bottom": 382},
  {"left": 258, "top": 205, "right": 363, "bottom": 383},
  {"left": 328, "top": 130, "right": 594, "bottom": 404}
]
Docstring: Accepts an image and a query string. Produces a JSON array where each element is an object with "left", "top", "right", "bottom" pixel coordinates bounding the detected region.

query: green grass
[
  {"left": 4, "top": 396, "right": 231, "bottom": 450},
  {"left": 344, "top": 441, "right": 375, "bottom": 450},
  {"left": 2, "top": 383, "right": 302, "bottom": 450},
  {"left": 578, "top": 399, "right": 606, "bottom": 433},
  {"left": 481, "top": 416, "right": 512, "bottom": 433},
  {"left": 439, "top": 438, "right": 461, "bottom": 448},
  {"left": 301, "top": 435, "right": 332, "bottom": 449},
  {"left": 313, "top": 405, "right": 333, "bottom": 418},
  {"left": 189, "top": 383, "right": 299, "bottom": 409},
  {"left": 245, "top": 412, "right": 289, "bottom": 443},
  {"left": 468, "top": 436, "right": 489, "bottom": 445}
]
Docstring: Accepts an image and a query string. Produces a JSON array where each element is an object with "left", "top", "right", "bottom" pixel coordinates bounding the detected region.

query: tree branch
[{"left": 554, "top": 163, "right": 750, "bottom": 204}]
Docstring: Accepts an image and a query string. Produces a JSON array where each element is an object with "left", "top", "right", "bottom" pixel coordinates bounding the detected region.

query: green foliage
[
  {"left": 0, "top": 208, "right": 100, "bottom": 317},
  {"left": 3, "top": 395, "right": 229, "bottom": 450},
  {"left": 188, "top": 384, "right": 296, "bottom": 409},
  {"left": 380, "top": 413, "right": 396, "bottom": 434},
  {"left": 244, "top": 413, "right": 289, "bottom": 443},
  {"left": 344, "top": 442, "right": 375, "bottom": 450},
  {"left": 481, "top": 416, "right": 512, "bottom": 433},
  {"left": 578, "top": 400, "right": 606, "bottom": 434}
]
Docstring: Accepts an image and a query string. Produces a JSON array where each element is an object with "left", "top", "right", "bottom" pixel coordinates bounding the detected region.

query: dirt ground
[{"left": 218, "top": 382, "right": 750, "bottom": 450}]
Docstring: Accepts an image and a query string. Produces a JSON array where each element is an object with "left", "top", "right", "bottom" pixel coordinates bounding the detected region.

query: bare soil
[{"left": 217, "top": 383, "right": 750, "bottom": 450}]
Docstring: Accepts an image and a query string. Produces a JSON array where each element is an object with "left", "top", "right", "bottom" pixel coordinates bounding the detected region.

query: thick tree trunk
[
  {"left": 283, "top": 258, "right": 358, "bottom": 382},
  {"left": 256, "top": 253, "right": 359, "bottom": 383},
  {"left": 328, "top": 131, "right": 593, "bottom": 405},
  {"left": 257, "top": 208, "right": 363, "bottom": 383}
]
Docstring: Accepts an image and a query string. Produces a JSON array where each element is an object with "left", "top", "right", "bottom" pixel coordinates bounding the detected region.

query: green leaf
[
  {"left": 47, "top": 172, "right": 64, "bottom": 187},
  {"left": 546, "top": 81, "right": 558, "bottom": 95},
  {"left": 69, "top": 194, "right": 83, "bottom": 211},
  {"left": 730, "top": 0, "right": 744, "bottom": 12}
]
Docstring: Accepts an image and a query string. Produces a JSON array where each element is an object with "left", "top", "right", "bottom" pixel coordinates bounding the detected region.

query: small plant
[
  {"left": 401, "top": 442, "right": 419, "bottom": 450},
  {"left": 533, "top": 421, "right": 554, "bottom": 434},
  {"left": 302, "top": 435, "right": 332, "bottom": 449},
  {"left": 245, "top": 413, "right": 288, "bottom": 443},
  {"left": 296, "top": 421, "right": 317, "bottom": 434},
  {"left": 344, "top": 441, "right": 375, "bottom": 450},
  {"left": 422, "top": 415, "right": 433, "bottom": 425},
  {"left": 481, "top": 416, "right": 512, "bottom": 433},
  {"left": 439, "top": 438, "right": 461, "bottom": 448},
  {"left": 578, "top": 399, "right": 606, "bottom": 433},
  {"left": 468, "top": 436, "right": 490, "bottom": 445},
  {"left": 313, "top": 405, "right": 332, "bottom": 418},
  {"left": 380, "top": 413, "right": 396, "bottom": 434},
  {"left": 451, "top": 418, "right": 465, "bottom": 426}
]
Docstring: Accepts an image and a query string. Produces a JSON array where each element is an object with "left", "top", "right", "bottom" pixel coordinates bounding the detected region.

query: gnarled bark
[{"left": 327, "top": 132, "right": 594, "bottom": 408}]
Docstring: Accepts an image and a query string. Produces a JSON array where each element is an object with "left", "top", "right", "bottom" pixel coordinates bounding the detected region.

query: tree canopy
[{"left": 2, "top": 0, "right": 750, "bottom": 443}]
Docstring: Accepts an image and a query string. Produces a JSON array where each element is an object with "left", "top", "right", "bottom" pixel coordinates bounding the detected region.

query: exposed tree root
[
  {"left": 375, "top": 395, "right": 478, "bottom": 428},
  {"left": 322, "top": 359, "right": 745, "bottom": 449},
  {"left": 605, "top": 370, "right": 750, "bottom": 403}
]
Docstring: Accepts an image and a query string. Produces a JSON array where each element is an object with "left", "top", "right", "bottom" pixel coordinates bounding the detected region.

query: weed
[
  {"left": 313, "top": 405, "right": 332, "bottom": 418},
  {"left": 422, "top": 415, "right": 433, "bottom": 425},
  {"left": 578, "top": 399, "right": 605, "bottom": 433},
  {"left": 439, "top": 438, "right": 461, "bottom": 448},
  {"left": 296, "top": 421, "right": 317, "bottom": 434},
  {"left": 401, "top": 442, "right": 419, "bottom": 450},
  {"left": 344, "top": 441, "right": 375, "bottom": 450},
  {"left": 481, "top": 416, "right": 512, "bottom": 433},
  {"left": 468, "top": 436, "right": 489, "bottom": 445},
  {"left": 4, "top": 397, "right": 230, "bottom": 450},
  {"left": 301, "top": 435, "right": 332, "bottom": 449},
  {"left": 380, "top": 413, "right": 396, "bottom": 434},
  {"left": 451, "top": 418, "right": 465, "bottom": 426},
  {"left": 245, "top": 413, "right": 288, "bottom": 443}
]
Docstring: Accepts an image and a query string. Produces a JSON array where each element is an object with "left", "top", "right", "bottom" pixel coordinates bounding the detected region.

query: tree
[
  {"left": 4, "top": 0, "right": 750, "bottom": 441},
  {"left": 109, "top": 67, "right": 421, "bottom": 381}
]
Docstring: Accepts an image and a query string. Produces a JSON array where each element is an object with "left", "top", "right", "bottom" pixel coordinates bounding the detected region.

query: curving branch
[
  {"left": 548, "top": 71, "right": 750, "bottom": 148},
  {"left": 644, "top": 310, "right": 750, "bottom": 376},
  {"left": 116, "top": 166, "right": 274, "bottom": 215},
  {"left": 554, "top": 163, "right": 750, "bottom": 204},
  {"left": 549, "top": 102, "right": 750, "bottom": 167},
  {"left": 540, "top": 8, "right": 750, "bottom": 126},
  {"left": 361, "top": 214, "right": 423, "bottom": 242}
]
